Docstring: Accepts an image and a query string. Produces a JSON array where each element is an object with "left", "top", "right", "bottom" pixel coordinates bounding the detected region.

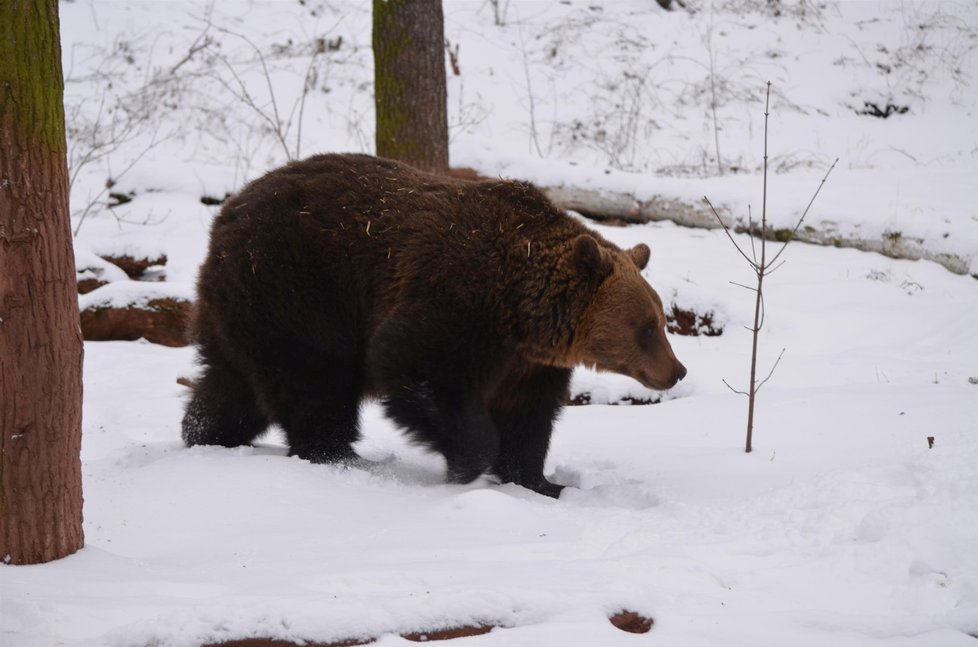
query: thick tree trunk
[
  {"left": 0, "top": 0, "right": 85, "bottom": 564},
  {"left": 372, "top": 0, "right": 449, "bottom": 174}
]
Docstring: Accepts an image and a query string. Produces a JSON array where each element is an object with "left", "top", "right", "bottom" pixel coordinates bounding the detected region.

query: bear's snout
[
  {"left": 675, "top": 363, "right": 688, "bottom": 383},
  {"left": 663, "top": 362, "right": 687, "bottom": 389},
  {"left": 637, "top": 360, "right": 686, "bottom": 391}
]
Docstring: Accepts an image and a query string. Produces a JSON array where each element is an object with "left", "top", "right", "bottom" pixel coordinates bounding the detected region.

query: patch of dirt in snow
[{"left": 203, "top": 612, "right": 653, "bottom": 645}]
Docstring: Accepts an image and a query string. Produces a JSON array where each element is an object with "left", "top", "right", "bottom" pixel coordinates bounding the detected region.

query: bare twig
[
  {"left": 755, "top": 285, "right": 767, "bottom": 332},
  {"left": 168, "top": 31, "right": 213, "bottom": 77},
  {"left": 765, "top": 258, "right": 789, "bottom": 276},
  {"left": 705, "top": 197, "right": 757, "bottom": 270},
  {"left": 293, "top": 46, "right": 322, "bottom": 160},
  {"left": 705, "top": 16, "right": 723, "bottom": 175},
  {"left": 767, "top": 157, "right": 839, "bottom": 267},
  {"left": 747, "top": 204, "right": 757, "bottom": 264},
  {"left": 722, "top": 379, "right": 748, "bottom": 397},
  {"left": 517, "top": 22, "right": 546, "bottom": 158},
  {"left": 728, "top": 280, "right": 758, "bottom": 292},
  {"left": 755, "top": 348, "right": 786, "bottom": 392}
]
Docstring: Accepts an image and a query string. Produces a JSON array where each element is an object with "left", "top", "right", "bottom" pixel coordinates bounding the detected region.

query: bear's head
[{"left": 570, "top": 235, "right": 687, "bottom": 391}]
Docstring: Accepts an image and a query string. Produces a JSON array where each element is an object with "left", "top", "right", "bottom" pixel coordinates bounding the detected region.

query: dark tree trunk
[
  {"left": 372, "top": 0, "right": 449, "bottom": 174},
  {"left": 0, "top": 0, "right": 85, "bottom": 564}
]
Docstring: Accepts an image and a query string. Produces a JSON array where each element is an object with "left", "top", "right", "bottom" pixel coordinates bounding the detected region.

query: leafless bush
[
  {"left": 681, "top": 0, "right": 825, "bottom": 25},
  {"left": 875, "top": 3, "right": 977, "bottom": 101},
  {"left": 554, "top": 70, "right": 661, "bottom": 171},
  {"left": 68, "top": 7, "right": 358, "bottom": 209},
  {"left": 64, "top": 30, "right": 211, "bottom": 233},
  {"left": 200, "top": 24, "right": 327, "bottom": 162},
  {"left": 449, "top": 80, "right": 491, "bottom": 144}
]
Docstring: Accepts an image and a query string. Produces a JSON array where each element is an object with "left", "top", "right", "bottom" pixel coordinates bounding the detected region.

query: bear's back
[{"left": 197, "top": 153, "right": 589, "bottom": 351}]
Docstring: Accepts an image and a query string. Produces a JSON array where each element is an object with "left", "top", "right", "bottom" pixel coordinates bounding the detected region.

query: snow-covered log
[{"left": 537, "top": 184, "right": 971, "bottom": 276}]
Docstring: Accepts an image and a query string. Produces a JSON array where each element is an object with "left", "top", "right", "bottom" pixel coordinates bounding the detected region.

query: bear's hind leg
[
  {"left": 489, "top": 365, "right": 571, "bottom": 498},
  {"left": 182, "top": 360, "right": 269, "bottom": 448},
  {"left": 281, "top": 391, "right": 361, "bottom": 464},
  {"left": 253, "top": 352, "right": 363, "bottom": 464}
]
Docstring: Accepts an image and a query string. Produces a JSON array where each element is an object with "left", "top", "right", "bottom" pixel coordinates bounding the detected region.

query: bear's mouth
[
  {"left": 593, "top": 363, "right": 678, "bottom": 391},
  {"left": 637, "top": 370, "right": 677, "bottom": 391}
]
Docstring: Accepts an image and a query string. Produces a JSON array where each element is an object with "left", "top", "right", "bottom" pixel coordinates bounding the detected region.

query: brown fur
[{"left": 182, "top": 153, "right": 685, "bottom": 497}]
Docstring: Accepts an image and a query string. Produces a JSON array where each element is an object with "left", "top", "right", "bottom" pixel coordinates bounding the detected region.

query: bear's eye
[{"left": 638, "top": 322, "right": 656, "bottom": 349}]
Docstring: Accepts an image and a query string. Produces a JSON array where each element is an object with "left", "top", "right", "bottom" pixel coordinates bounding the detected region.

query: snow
[
  {"left": 78, "top": 279, "right": 195, "bottom": 312},
  {"left": 4, "top": 318, "right": 976, "bottom": 646},
  {"left": 2, "top": 0, "right": 977, "bottom": 645}
]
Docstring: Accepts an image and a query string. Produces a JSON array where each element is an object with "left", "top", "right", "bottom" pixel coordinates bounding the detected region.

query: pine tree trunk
[
  {"left": 372, "top": 0, "right": 449, "bottom": 174},
  {"left": 0, "top": 0, "right": 85, "bottom": 564}
]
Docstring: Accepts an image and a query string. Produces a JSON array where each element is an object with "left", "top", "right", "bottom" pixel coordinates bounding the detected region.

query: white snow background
[{"left": 2, "top": 0, "right": 977, "bottom": 645}]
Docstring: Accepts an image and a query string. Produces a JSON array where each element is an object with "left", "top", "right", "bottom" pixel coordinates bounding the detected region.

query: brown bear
[{"left": 182, "top": 153, "right": 685, "bottom": 497}]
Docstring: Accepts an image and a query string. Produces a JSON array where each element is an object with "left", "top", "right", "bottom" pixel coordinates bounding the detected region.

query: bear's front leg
[{"left": 489, "top": 364, "right": 572, "bottom": 498}]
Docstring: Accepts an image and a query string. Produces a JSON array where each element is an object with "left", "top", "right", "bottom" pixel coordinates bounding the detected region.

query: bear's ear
[
  {"left": 627, "top": 243, "right": 651, "bottom": 270},
  {"left": 572, "top": 235, "right": 613, "bottom": 280}
]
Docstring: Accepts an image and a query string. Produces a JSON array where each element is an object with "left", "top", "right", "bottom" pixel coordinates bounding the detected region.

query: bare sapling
[{"left": 704, "top": 82, "right": 837, "bottom": 453}]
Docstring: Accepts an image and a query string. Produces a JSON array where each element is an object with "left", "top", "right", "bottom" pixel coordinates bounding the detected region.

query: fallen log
[{"left": 537, "top": 183, "right": 970, "bottom": 276}]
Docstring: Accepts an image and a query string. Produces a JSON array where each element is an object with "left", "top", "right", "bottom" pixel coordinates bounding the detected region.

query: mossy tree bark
[
  {"left": 0, "top": 0, "right": 85, "bottom": 564},
  {"left": 372, "top": 0, "right": 449, "bottom": 174}
]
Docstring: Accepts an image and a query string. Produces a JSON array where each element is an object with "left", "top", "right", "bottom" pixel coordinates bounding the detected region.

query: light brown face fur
[{"left": 569, "top": 236, "right": 687, "bottom": 391}]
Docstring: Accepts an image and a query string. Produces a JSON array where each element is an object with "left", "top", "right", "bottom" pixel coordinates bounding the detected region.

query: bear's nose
[{"left": 675, "top": 364, "right": 688, "bottom": 382}]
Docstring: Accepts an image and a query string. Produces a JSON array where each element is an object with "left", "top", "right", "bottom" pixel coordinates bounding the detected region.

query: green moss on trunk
[
  {"left": 372, "top": 0, "right": 411, "bottom": 160},
  {"left": 371, "top": 0, "right": 449, "bottom": 173},
  {"left": 0, "top": 0, "right": 67, "bottom": 154}
]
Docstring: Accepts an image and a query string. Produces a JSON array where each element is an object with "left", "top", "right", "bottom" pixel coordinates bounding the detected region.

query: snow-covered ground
[{"left": 3, "top": 1, "right": 977, "bottom": 645}]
